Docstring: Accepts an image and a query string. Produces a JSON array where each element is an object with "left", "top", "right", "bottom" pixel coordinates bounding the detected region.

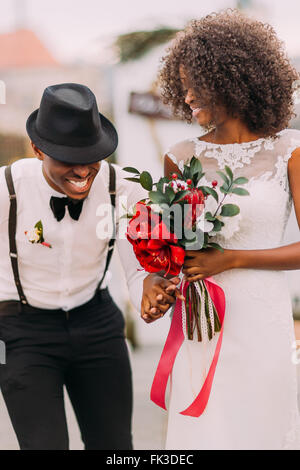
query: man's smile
[{"left": 65, "top": 175, "right": 93, "bottom": 194}]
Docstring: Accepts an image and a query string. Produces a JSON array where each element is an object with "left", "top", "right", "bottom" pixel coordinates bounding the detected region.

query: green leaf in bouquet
[
  {"left": 183, "top": 166, "right": 192, "bottom": 181},
  {"left": 123, "top": 167, "right": 140, "bottom": 174},
  {"left": 164, "top": 186, "right": 176, "bottom": 204},
  {"left": 216, "top": 171, "right": 230, "bottom": 187},
  {"left": 193, "top": 171, "right": 205, "bottom": 186},
  {"left": 197, "top": 171, "right": 205, "bottom": 180},
  {"left": 125, "top": 177, "right": 141, "bottom": 183},
  {"left": 173, "top": 189, "right": 190, "bottom": 203},
  {"left": 201, "top": 186, "right": 219, "bottom": 202},
  {"left": 207, "top": 242, "right": 224, "bottom": 253},
  {"left": 212, "top": 218, "right": 223, "bottom": 232},
  {"left": 231, "top": 187, "right": 250, "bottom": 196},
  {"left": 233, "top": 176, "right": 248, "bottom": 185},
  {"left": 149, "top": 190, "right": 167, "bottom": 205},
  {"left": 220, "top": 185, "right": 230, "bottom": 194},
  {"left": 220, "top": 204, "right": 240, "bottom": 217},
  {"left": 224, "top": 165, "right": 233, "bottom": 182},
  {"left": 205, "top": 211, "right": 216, "bottom": 222},
  {"left": 190, "top": 157, "right": 202, "bottom": 176},
  {"left": 140, "top": 171, "right": 153, "bottom": 191},
  {"left": 156, "top": 177, "right": 169, "bottom": 192}
]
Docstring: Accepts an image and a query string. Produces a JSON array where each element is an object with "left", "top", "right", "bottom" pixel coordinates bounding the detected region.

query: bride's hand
[{"left": 183, "top": 248, "right": 236, "bottom": 282}]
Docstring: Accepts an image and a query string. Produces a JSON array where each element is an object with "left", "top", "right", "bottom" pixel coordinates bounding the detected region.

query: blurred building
[{"left": 0, "top": 28, "right": 112, "bottom": 165}]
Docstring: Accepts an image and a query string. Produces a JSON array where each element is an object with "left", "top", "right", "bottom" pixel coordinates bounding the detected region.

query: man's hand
[{"left": 141, "top": 273, "right": 184, "bottom": 323}]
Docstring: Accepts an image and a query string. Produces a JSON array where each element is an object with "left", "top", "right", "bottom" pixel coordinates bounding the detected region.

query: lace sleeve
[{"left": 273, "top": 130, "right": 300, "bottom": 193}]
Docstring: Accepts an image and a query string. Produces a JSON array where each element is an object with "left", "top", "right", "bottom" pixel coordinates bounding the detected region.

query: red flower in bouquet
[
  {"left": 127, "top": 203, "right": 185, "bottom": 275},
  {"left": 127, "top": 202, "right": 160, "bottom": 240},
  {"left": 182, "top": 188, "right": 205, "bottom": 229}
]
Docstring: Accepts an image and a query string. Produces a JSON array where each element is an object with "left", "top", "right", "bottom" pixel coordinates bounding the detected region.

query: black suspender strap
[
  {"left": 97, "top": 162, "right": 116, "bottom": 291},
  {"left": 4, "top": 165, "right": 28, "bottom": 305}
]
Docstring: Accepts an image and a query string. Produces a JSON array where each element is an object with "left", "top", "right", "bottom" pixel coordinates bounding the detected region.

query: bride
[{"left": 145, "top": 10, "right": 300, "bottom": 450}]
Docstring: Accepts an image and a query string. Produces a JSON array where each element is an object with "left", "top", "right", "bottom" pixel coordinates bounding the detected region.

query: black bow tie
[{"left": 50, "top": 196, "right": 84, "bottom": 222}]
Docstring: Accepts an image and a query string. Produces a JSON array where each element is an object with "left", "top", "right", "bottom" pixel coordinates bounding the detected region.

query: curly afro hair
[{"left": 159, "top": 9, "right": 299, "bottom": 136}]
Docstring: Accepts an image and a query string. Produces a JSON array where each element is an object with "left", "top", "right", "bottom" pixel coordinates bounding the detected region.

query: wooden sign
[{"left": 128, "top": 91, "right": 175, "bottom": 120}]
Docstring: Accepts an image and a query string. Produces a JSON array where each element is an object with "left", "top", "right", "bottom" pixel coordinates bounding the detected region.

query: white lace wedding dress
[{"left": 165, "top": 128, "right": 300, "bottom": 450}]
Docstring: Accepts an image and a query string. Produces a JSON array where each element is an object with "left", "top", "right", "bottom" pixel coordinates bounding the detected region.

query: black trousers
[{"left": 0, "top": 289, "right": 133, "bottom": 450}]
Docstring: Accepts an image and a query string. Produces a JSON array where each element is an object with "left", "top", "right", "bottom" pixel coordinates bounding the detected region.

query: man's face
[{"left": 32, "top": 143, "right": 101, "bottom": 200}]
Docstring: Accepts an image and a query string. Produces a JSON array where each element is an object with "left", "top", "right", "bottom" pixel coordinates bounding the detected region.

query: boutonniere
[{"left": 25, "top": 220, "right": 52, "bottom": 248}]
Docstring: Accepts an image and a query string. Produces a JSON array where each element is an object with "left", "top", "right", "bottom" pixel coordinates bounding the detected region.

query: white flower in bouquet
[
  {"left": 217, "top": 212, "right": 242, "bottom": 240},
  {"left": 169, "top": 179, "right": 189, "bottom": 193},
  {"left": 196, "top": 213, "right": 215, "bottom": 234}
]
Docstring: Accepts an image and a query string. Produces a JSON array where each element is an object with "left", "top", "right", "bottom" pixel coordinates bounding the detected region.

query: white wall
[{"left": 111, "top": 44, "right": 200, "bottom": 345}]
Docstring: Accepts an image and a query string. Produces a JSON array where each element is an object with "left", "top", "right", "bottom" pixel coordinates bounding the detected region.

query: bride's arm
[
  {"left": 231, "top": 147, "right": 300, "bottom": 270},
  {"left": 231, "top": 146, "right": 300, "bottom": 271},
  {"left": 164, "top": 154, "right": 183, "bottom": 178}
]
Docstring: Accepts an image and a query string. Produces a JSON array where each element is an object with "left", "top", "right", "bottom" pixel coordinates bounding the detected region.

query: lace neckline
[
  {"left": 194, "top": 129, "right": 285, "bottom": 149},
  {"left": 191, "top": 130, "right": 287, "bottom": 171}
]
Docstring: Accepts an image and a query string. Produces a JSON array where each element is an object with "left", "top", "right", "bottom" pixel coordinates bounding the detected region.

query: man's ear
[{"left": 31, "top": 141, "right": 44, "bottom": 161}]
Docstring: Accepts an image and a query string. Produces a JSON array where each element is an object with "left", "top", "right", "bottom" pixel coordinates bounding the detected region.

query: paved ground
[
  {"left": 1, "top": 323, "right": 300, "bottom": 450},
  {"left": 0, "top": 344, "right": 167, "bottom": 450}
]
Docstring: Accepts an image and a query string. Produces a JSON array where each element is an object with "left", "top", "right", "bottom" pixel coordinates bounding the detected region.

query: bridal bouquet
[{"left": 123, "top": 157, "right": 249, "bottom": 343}]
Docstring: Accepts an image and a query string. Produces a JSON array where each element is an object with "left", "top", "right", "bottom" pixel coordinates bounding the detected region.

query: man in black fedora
[{"left": 0, "top": 83, "right": 181, "bottom": 450}]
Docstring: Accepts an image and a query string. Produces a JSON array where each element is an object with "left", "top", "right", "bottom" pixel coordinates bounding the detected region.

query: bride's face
[{"left": 179, "top": 66, "right": 214, "bottom": 127}]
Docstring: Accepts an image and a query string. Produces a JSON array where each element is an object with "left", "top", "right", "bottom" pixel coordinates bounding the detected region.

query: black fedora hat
[{"left": 26, "top": 83, "right": 118, "bottom": 164}]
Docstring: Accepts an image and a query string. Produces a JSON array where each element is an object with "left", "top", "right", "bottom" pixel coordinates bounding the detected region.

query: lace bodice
[{"left": 167, "top": 129, "right": 300, "bottom": 249}]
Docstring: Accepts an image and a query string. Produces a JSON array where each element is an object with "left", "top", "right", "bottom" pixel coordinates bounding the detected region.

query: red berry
[
  {"left": 172, "top": 173, "right": 177, "bottom": 179},
  {"left": 212, "top": 180, "right": 218, "bottom": 187},
  {"left": 187, "top": 179, "right": 192, "bottom": 185}
]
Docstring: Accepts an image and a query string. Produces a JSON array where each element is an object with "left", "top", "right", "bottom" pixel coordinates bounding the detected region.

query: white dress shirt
[{"left": 0, "top": 158, "right": 147, "bottom": 311}]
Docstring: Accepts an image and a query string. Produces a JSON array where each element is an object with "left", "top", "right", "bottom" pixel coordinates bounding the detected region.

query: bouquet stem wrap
[{"left": 150, "top": 277, "right": 226, "bottom": 417}]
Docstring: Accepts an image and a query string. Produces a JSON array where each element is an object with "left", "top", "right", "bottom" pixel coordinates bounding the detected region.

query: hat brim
[{"left": 26, "top": 109, "right": 118, "bottom": 164}]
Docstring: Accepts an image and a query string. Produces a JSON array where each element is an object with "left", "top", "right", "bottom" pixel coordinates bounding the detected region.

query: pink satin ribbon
[{"left": 150, "top": 277, "right": 226, "bottom": 417}]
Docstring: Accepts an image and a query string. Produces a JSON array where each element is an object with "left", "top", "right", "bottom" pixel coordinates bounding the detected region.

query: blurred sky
[{"left": 0, "top": 0, "right": 299, "bottom": 62}]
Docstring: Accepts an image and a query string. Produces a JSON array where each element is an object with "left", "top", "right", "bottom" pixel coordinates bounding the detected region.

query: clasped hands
[{"left": 141, "top": 248, "right": 233, "bottom": 323}]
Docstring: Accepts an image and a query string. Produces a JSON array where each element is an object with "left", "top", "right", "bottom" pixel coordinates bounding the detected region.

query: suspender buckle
[
  {"left": 9, "top": 194, "right": 16, "bottom": 200},
  {"left": 10, "top": 252, "right": 17, "bottom": 258}
]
